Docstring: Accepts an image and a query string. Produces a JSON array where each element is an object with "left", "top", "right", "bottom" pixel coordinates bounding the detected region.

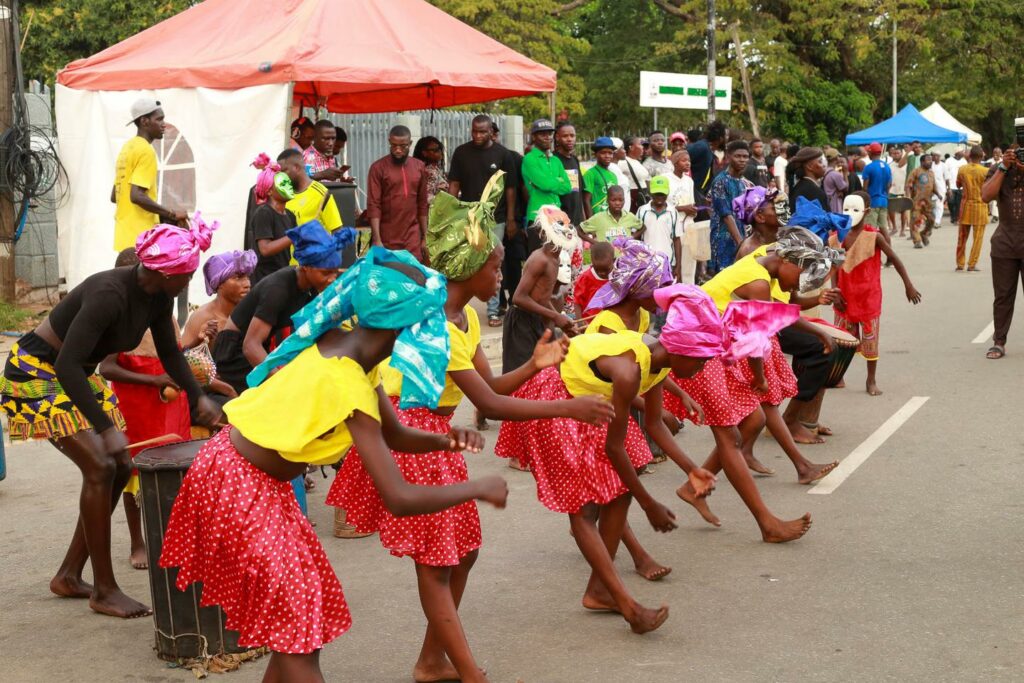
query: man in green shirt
[
  {"left": 580, "top": 185, "right": 640, "bottom": 241},
  {"left": 582, "top": 136, "right": 620, "bottom": 218},
  {"left": 521, "top": 118, "right": 571, "bottom": 223}
]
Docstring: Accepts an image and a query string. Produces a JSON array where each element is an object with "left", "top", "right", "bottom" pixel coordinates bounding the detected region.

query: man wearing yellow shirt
[
  {"left": 111, "top": 99, "right": 188, "bottom": 251},
  {"left": 277, "top": 148, "right": 344, "bottom": 264}
]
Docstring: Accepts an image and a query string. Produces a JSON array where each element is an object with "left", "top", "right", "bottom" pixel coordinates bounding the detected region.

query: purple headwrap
[
  {"left": 136, "top": 212, "right": 218, "bottom": 275},
  {"left": 587, "top": 237, "right": 673, "bottom": 310},
  {"left": 732, "top": 186, "right": 777, "bottom": 225},
  {"left": 203, "top": 249, "right": 257, "bottom": 295},
  {"left": 654, "top": 284, "right": 800, "bottom": 363}
]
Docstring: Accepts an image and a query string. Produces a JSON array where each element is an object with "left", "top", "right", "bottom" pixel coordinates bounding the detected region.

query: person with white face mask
[{"left": 832, "top": 191, "right": 922, "bottom": 395}]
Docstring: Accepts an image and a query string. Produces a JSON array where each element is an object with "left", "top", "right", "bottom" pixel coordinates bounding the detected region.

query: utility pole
[
  {"left": 892, "top": 17, "right": 897, "bottom": 116},
  {"left": 707, "top": 0, "right": 716, "bottom": 122},
  {"left": 730, "top": 21, "right": 759, "bottom": 138},
  {"left": 0, "top": 0, "right": 15, "bottom": 302}
]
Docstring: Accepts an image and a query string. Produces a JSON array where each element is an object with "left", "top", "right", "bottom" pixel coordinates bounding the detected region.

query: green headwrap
[{"left": 426, "top": 171, "right": 504, "bottom": 281}]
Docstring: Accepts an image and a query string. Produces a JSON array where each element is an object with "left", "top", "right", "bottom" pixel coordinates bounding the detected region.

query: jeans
[{"left": 487, "top": 222, "right": 506, "bottom": 318}]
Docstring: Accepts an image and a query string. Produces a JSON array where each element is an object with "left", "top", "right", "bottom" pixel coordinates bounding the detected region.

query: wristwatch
[{"left": 997, "top": 163, "right": 1010, "bottom": 173}]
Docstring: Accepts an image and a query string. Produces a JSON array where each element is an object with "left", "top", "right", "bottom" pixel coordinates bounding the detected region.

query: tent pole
[
  {"left": 285, "top": 81, "right": 295, "bottom": 149},
  {"left": 707, "top": 0, "right": 716, "bottom": 122},
  {"left": 548, "top": 86, "right": 556, "bottom": 122}
]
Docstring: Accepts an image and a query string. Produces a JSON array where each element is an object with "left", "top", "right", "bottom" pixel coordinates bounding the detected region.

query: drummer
[
  {"left": 0, "top": 219, "right": 223, "bottom": 618},
  {"left": 677, "top": 227, "right": 843, "bottom": 523}
]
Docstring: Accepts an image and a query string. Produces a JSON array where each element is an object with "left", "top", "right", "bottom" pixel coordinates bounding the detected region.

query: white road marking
[
  {"left": 972, "top": 321, "right": 994, "bottom": 344},
  {"left": 809, "top": 396, "right": 929, "bottom": 495}
]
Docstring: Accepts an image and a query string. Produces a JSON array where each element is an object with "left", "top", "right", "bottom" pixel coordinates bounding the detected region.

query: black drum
[{"left": 136, "top": 439, "right": 249, "bottom": 662}]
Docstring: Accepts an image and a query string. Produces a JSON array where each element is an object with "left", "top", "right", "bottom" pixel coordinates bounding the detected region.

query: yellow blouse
[
  {"left": 561, "top": 330, "right": 669, "bottom": 399},
  {"left": 701, "top": 244, "right": 790, "bottom": 313},
  {"left": 382, "top": 305, "right": 480, "bottom": 408},
  {"left": 225, "top": 345, "right": 381, "bottom": 466},
  {"left": 585, "top": 308, "right": 651, "bottom": 335}
]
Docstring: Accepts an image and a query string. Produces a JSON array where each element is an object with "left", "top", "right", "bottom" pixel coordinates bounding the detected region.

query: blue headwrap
[
  {"left": 289, "top": 220, "right": 358, "bottom": 269},
  {"left": 246, "top": 247, "right": 450, "bottom": 409},
  {"left": 787, "top": 196, "right": 852, "bottom": 243}
]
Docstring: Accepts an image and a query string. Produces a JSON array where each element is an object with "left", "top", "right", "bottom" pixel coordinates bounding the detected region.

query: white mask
[{"left": 842, "top": 194, "right": 866, "bottom": 227}]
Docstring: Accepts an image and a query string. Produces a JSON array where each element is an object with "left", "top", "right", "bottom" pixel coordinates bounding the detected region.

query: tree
[{"left": 20, "top": 1, "right": 191, "bottom": 84}]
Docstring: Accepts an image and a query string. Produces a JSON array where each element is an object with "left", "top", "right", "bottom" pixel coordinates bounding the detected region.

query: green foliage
[
  {"left": 0, "top": 301, "right": 34, "bottom": 331},
  {"left": 20, "top": 0, "right": 191, "bottom": 83}
]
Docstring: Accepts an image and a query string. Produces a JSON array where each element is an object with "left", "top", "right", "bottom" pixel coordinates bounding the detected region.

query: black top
[
  {"left": 447, "top": 141, "right": 517, "bottom": 222},
  {"left": 250, "top": 204, "right": 297, "bottom": 284},
  {"left": 847, "top": 171, "right": 863, "bottom": 194},
  {"left": 790, "top": 178, "right": 829, "bottom": 212},
  {"left": 744, "top": 158, "right": 771, "bottom": 188},
  {"left": 554, "top": 151, "right": 585, "bottom": 226},
  {"left": 229, "top": 266, "right": 314, "bottom": 339},
  {"left": 13, "top": 266, "right": 201, "bottom": 433},
  {"left": 687, "top": 139, "right": 715, "bottom": 193}
]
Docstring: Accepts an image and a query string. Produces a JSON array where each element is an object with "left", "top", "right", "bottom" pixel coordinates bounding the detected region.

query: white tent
[{"left": 921, "top": 102, "right": 982, "bottom": 145}]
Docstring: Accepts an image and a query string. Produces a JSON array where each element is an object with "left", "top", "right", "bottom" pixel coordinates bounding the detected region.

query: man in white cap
[
  {"left": 609, "top": 136, "right": 632, "bottom": 212},
  {"left": 110, "top": 98, "right": 188, "bottom": 251}
]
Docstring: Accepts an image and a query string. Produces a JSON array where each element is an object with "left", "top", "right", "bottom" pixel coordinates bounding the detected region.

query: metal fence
[{"left": 324, "top": 110, "right": 524, "bottom": 207}]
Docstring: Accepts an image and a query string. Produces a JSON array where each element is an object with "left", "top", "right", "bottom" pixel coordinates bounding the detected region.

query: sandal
[
  {"left": 333, "top": 508, "right": 373, "bottom": 539},
  {"left": 986, "top": 345, "right": 1005, "bottom": 360},
  {"left": 488, "top": 316, "right": 503, "bottom": 327}
]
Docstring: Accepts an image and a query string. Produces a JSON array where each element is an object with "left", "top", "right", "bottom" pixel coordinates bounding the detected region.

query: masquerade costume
[
  {"left": 250, "top": 154, "right": 298, "bottom": 283},
  {"left": 1, "top": 220, "right": 216, "bottom": 440},
  {"left": 160, "top": 249, "right": 447, "bottom": 655},
  {"left": 833, "top": 196, "right": 883, "bottom": 360}
]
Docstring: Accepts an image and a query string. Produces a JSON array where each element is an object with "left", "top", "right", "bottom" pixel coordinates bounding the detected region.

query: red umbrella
[{"left": 57, "top": 0, "right": 556, "bottom": 113}]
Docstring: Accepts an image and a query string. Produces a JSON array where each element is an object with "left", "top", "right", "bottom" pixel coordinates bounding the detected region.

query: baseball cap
[
  {"left": 592, "top": 136, "right": 615, "bottom": 151},
  {"left": 128, "top": 98, "right": 161, "bottom": 126},
  {"left": 669, "top": 131, "right": 687, "bottom": 143},
  {"left": 867, "top": 142, "right": 883, "bottom": 154},
  {"left": 649, "top": 175, "right": 671, "bottom": 195},
  {"left": 610, "top": 136, "right": 624, "bottom": 150},
  {"left": 824, "top": 147, "right": 839, "bottom": 161},
  {"left": 530, "top": 118, "right": 555, "bottom": 134}
]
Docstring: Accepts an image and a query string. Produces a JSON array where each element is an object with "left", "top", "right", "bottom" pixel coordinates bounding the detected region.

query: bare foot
[
  {"left": 788, "top": 421, "right": 824, "bottom": 444},
  {"left": 834, "top": 379, "right": 846, "bottom": 389},
  {"left": 474, "top": 410, "right": 489, "bottom": 432},
  {"left": 676, "top": 483, "right": 721, "bottom": 527},
  {"left": 796, "top": 461, "right": 839, "bottom": 485},
  {"left": 627, "top": 604, "right": 670, "bottom": 634},
  {"left": 413, "top": 658, "right": 463, "bottom": 683},
  {"left": 745, "top": 455, "right": 776, "bottom": 476},
  {"left": 50, "top": 574, "right": 93, "bottom": 599},
  {"left": 816, "top": 424, "right": 834, "bottom": 437},
  {"left": 130, "top": 546, "right": 148, "bottom": 570},
  {"left": 866, "top": 381, "right": 883, "bottom": 396},
  {"left": 761, "top": 513, "right": 813, "bottom": 543},
  {"left": 582, "top": 589, "right": 621, "bottom": 613},
  {"left": 88, "top": 589, "right": 153, "bottom": 618},
  {"left": 634, "top": 556, "right": 672, "bottom": 581}
]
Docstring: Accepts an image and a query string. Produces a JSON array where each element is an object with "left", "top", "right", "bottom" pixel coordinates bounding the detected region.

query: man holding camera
[{"left": 981, "top": 130, "right": 1024, "bottom": 360}]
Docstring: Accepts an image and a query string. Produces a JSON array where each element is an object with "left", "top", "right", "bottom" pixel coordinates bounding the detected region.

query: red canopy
[{"left": 57, "top": 0, "right": 556, "bottom": 113}]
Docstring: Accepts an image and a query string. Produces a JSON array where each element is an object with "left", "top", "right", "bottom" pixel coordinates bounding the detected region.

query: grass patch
[{"left": 0, "top": 301, "right": 35, "bottom": 332}]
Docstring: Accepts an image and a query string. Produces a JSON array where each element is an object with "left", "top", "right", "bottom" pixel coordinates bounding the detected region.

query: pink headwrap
[
  {"left": 252, "top": 152, "right": 280, "bottom": 205},
  {"left": 654, "top": 284, "right": 800, "bottom": 363},
  {"left": 135, "top": 212, "right": 218, "bottom": 275}
]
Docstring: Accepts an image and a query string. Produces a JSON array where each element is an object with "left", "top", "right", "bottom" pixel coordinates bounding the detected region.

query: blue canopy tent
[{"left": 846, "top": 104, "right": 967, "bottom": 145}]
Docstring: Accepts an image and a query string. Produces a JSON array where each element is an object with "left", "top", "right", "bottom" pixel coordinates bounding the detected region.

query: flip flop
[
  {"left": 986, "top": 345, "right": 1005, "bottom": 359},
  {"left": 488, "top": 317, "right": 503, "bottom": 327}
]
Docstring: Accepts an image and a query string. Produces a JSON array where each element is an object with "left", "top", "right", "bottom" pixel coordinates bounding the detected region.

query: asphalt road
[{"left": 2, "top": 219, "right": 1022, "bottom": 682}]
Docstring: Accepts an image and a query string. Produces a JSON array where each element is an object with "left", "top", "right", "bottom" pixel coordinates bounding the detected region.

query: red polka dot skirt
[
  {"left": 327, "top": 397, "right": 481, "bottom": 567},
  {"left": 737, "top": 336, "right": 798, "bottom": 407},
  {"left": 668, "top": 357, "right": 760, "bottom": 427},
  {"left": 494, "top": 367, "right": 633, "bottom": 514},
  {"left": 625, "top": 414, "right": 654, "bottom": 469},
  {"left": 159, "top": 427, "right": 351, "bottom": 654}
]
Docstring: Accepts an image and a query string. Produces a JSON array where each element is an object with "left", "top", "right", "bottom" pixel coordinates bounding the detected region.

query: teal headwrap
[{"left": 246, "top": 247, "right": 450, "bottom": 409}]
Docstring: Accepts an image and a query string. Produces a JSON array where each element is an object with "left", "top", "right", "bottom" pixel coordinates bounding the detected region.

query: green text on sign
[{"left": 658, "top": 85, "right": 727, "bottom": 98}]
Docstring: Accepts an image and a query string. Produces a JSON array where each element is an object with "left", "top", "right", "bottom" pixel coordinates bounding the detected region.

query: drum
[
  {"left": 805, "top": 319, "right": 860, "bottom": 387},
  {"left": 135, "top": 439, "right": 251, "bottom": 662}
]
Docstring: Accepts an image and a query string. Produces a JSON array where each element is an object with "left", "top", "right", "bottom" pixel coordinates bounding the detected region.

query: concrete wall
[{"left": 14, "top": 83, "right": 60, "bottom": 292}]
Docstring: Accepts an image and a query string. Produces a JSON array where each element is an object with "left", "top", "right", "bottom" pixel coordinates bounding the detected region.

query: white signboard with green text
[{"left": 639, "top": 71, "right": 732, "bottom": 110}]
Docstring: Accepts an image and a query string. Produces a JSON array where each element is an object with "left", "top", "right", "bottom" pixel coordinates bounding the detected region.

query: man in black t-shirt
[
  {"left": 447, "top": 114, "right": 518, "bottom": 326},
  {"left": 553, "top": 121, "right": 585, "bottom": 226}
]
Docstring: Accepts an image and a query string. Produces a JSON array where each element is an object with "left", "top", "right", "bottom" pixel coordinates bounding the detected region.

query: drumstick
[{"left": 125, "top": 433, "right": 182, "bottom": 451}]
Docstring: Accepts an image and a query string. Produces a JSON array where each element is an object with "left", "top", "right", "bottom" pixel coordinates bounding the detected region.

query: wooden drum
[
  {"left": 135, "top": 439, "right": 250, "bottom": 662},
  {"left": 806, "top": 319, "right": 860, "bottom": 388}
]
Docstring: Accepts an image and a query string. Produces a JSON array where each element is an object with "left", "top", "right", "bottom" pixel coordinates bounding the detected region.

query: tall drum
[{"left": 135, "top": 439, "right": 249, "bottom": 661}]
